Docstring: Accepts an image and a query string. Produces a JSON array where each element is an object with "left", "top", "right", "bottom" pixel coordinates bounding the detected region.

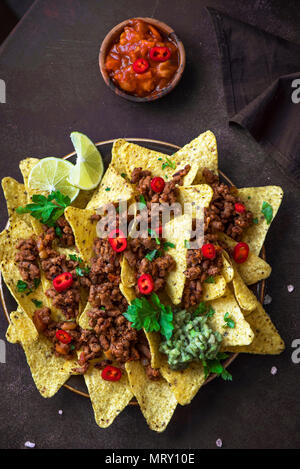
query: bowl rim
[{"left": 99, "top": 17, "right": 186, "bottom": 102}]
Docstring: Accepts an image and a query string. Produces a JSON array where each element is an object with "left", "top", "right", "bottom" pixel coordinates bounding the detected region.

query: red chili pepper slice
[
  {"left": 101, "top": 365, "right": 122, "bottom": 382},
  {"left": 132, "top": 58, "right": 149, "bottom": 74},
  {"left": 155, "top": 225, "right": 163, "bottom": 236},
  {"left": 235, "top": 203, "right": 246, "bottom": 214},
  {"left": 137, "top": 273, "right": 154, "bottom": 295},
  {"left": 233, "top": 242, "right": 249, "bottom": 264},
  {"left": 56, "top": 329, "right": 72, "bottom": 344},
  {"left": 108, "top": 229, "right": 127, "bottom": 253},
  {"left": 201, "top": 243, "right": 216, "bottom": 260},
  {"left": 53, "top": 272, "right": 73, "bottom": 292},
  {"left": 149, "top": 46, "right": 171, "bottom": 62},
  {"left": 150, "top": 177, "right": 165, "bottom": 193}
]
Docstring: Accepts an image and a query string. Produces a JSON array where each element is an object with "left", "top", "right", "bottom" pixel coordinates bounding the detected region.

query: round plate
[{"left": 0, "top": 138, "right": 266, "bottom": 402}]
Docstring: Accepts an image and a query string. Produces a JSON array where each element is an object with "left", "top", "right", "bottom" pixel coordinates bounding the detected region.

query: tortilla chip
[
  {"left": 6, "top": 310, "right": 38, "bottom": 344},
  {"left": 178, "top": 184, "right": 213, "bottom": 217},
  {"left": 1, "top": 177, "right": 31, "bottom": 226},
  {"left": 9, "top": 309, "right": 77, "bottom": 397},
  {"left": 202, "top": 274, "right": 227, "bottom": 301},
  {"left": 164, "top": 214, "right": 192, "bottom": 304},
  {"left": 19, "top": 158, "right": 40, "bottom": 198},
  {"left": 125, "top": 360, "right": 177, "bottom": 432},
  {"left": 173, "top": 131, "right": 218, "bottom": 184},
  {"left": 120, "top": 141, "right": 198, "bottom": 186},
  {"left": 237, "top": 186, "right": 283, "bottom": 256},
  {"left": 120, "top": 256, "right": 136, "bottom": 288},
  {"left": 84, "top": 362, "right": 133, "bottom": 428},
  {"left": 0, "top": 220, "right": 47, "bottom": 321},
  {"left": 64, "top": 207, "right": 97, "bottom": 263},
  {"left": 221, "top": 251, "right": 234, "bottom": 283},
  {"left": 225, "top": 302, "right": 285, "bottom": 354},
  {"left": 218, "top": 233, "right": 272, "bottom": 285},
  {"left": 119, "top": 284, "right": 136, "bottom": 305},
  {"left": 86, "top": 165, "right": 134, "bottom": 211},
  {"left": 209, "top": 289, "right": 254, "bottom": 347},
  {"left": 231, "top": 267, "right": 258, "bottom": 315},
  {"left": 111, "top": 139, "right": 128, "bottom": 175},
  {"left": 145, "top": 332, "right": 206, "bottom": 405}
]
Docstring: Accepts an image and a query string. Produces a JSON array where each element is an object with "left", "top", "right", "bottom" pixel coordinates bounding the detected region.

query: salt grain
[
  {"left": 24, "top": 441, "right": 35, "bottom": 449},
  {"left": 216, "top": 438, "right": 223, "bottom": 448},
  {"left": 271, "top": 366, "right": 277, "bottom": 376},
  {"left": 263, "top": 294, "right": 272, "bottom": 305},
  {"left": 58, "top": 409, "right": 63, "bottom": 415},
  {"left": 287, "top": 285, "right": 294, "bottom": 293}
]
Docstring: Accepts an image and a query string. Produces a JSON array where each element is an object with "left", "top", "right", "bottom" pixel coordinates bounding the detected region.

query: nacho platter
[{"left": 0, "top": 133, "right": 284, "bottom": 431}]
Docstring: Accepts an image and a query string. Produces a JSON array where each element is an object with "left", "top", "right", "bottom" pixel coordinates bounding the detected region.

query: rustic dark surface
[{"left": 0, "top": 0, "right": 299, "bottom": 449}]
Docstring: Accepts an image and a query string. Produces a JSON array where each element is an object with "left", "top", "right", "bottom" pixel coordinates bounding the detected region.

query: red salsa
[{"left": 105, "top": 19, "right": 180, "bottom": 97}]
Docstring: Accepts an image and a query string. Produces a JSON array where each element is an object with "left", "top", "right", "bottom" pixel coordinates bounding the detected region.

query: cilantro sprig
[
  {"left": 223, "top": 312, "right": 235, "bottom": 329},
  {"left": 16, "top": 191, "right": 71, "bottom": 227},
  {"left": 123, "top": 293, "right": 173, "bottom": 339},
  {"left": 203, "top": 352, "right": 233, "bottom": 381},
  {"left": 162, "top": 156, "right": 176, "bottom": 171},
  {"left": 261, "top": 201, "right": 273, "bottom": 224}
]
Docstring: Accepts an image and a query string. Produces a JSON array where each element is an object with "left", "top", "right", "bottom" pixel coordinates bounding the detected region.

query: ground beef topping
[
  {"left": 203, "top": 168, "right": 253, "bottom": 241},
  {"left": 56, "top": 216, "right": 75, "bottom": 247},
  {"left": 15, "top": 237, "right": 40, "bottom": 287}
]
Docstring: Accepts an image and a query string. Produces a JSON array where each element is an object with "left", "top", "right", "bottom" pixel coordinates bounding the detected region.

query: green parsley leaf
[
  {"left": 75, "top": 267, "right": 84, "bottom": 277},
  {"left": 69, "top": 254, "right": 83, "bottom": 263},
  {"left": 223, "top": 312, "right": 235, "bottom": 329},
  {"left": 148, "top": 228, "right": 160, "bottom": 245},
  {"left": 221, "top": 368, "right": 233, "bottom": 381},
  {"left": 184, "top": 240, "right": 190, "bottom": 249},
  {"left": 162, "top": 156, "right": 176, "bottom": 170},
  {"left": 55, "top": 226, "right": 62, "bottom": 238},
  {"left": 163, "top": 242, "right": 175, "bottom": 251},
  {"left": 105, "top": 187, "right": 111, "bottom": 192},
  {"left": 17, "top": 280, "right": 29, "bottom": 292},
  {"left": 123, "top": 293, "right": 173, "bottom": 339},
  {"left": 32, "top": 299, "right": 43, "bottom": 308},
  {"left": 139, "top": 195, "right": 147, "bottom": 208},
  {"left": 202, "top": 355, "right": 233, "bottom": 381},
  {"left": 145, "top": 250, "right": 158, "bottom": 262},
  {"left": 16, "top": 191, "right": 71, "bottom": 227},
  {"left": 34, "top": 278, "right": 41, "bottom": 289},
  {"left": 205, "top": 275, "right": 215, "bottom": 284},
  {"left": 194, "top": 302, "right": 207, "bottom": 315},
  {"left": 206, "top": 306, "right": 216, "bottom": 318},
  {"left": 121, "top": 173, "right": 127, "bottom": 179},
  {"left": 261, "top": 201, "right": 273, "bottom": 224},
  {"left": 253, "top": 217, "right": 258, "bottom": 224}
]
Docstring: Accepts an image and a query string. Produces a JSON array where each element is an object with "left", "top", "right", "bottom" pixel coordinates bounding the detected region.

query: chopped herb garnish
[
  {"left": 223, "top": 312, "right": 235, "bottom": 329},
  {"left": 139, "top": 195, "right": 147, "bottom": 209},
  {"left": 203, "top": 352, "right": 232, "bottom": 381},
  {"left": 69, "top": 254, "right": 83, "bottom": 263},
  {"left": 145, "top": 250, "right": 158, "bottom": 262},
  {"left": 194, "top": 302, "right": 215, "bottom": 318},
  {"left": 148, "top": 228, "right": 160, "bottom": 245},
  {"left": 34, "top": 278, "right": 41, "bottom": 289},
  {"left": 205, "top": 275, "right": 215, "bottom": 284},
  {"left": 253, "top": 217, "right": 258, "bottom": 224},
  {"left": 121, "top": 173, "right": 127, "bottom": 179},
  {"left": 105, "top": 187, "right": 111, "bottom": 192},
  {"left": 162, "top": 156, "right": 176, "bottom": 171},
  {"left": 17, "top": 280, "right": 29, "bottom": 292},
  {"left": 261, "top": 201, "right": 273, "bottom": 224},
  {"left": 75, "top": 267, "right": 84, "bottom": 277},
  {"left": 163, "top": 242, "right": 175, "bottom": 251},
  {"left": 158, "top": 157, "right": 162, "bottom": 161},
  {"left": 206, "top": 306, "right": 216, "bottom": 318},
  {"left": 55, "top": 226, "right": 62, "bottom": 238},
  {"left": 184, "top": 240, "right": 190, "bottom": 249},
  {"left": 32, "top": 299, "right": 43, "bottom": 308},
  {"left": 16, "top": 191, "right": 71, "bottom": 227},
  {"left": 84, "top": 266, "right": 91, "bottom": 274},
  {"left": 69, "top": 344, "right": 75, "bottom": 351},
  {"left": 123, "top": 293, "right": 173, "bottom": 339}
]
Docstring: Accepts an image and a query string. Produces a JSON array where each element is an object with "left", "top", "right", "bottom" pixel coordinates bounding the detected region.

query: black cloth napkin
[{"left": 207, "top": 8, "right": 300, "bottom": 181}]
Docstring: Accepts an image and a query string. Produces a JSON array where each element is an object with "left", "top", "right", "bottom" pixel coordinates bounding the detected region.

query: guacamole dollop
[{"left": 159, "top": 310, "right": 222, "bottom": 370}]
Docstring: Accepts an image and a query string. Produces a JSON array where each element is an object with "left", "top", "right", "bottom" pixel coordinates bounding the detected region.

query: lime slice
[
  {"left": 68, "top": 132, "right": 104, "bottom": 190},
  {"left": 28, "top": 157, "right": 80, "bottom": 202}
]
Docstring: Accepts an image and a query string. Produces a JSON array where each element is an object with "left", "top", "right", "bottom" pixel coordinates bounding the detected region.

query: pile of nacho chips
[{"left": 0, "top": 131, "right": 285, "bottom": 432}]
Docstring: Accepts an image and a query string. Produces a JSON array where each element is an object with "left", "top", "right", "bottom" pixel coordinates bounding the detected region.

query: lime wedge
[
  {"left": 68, "top": 132, "right": 104, "bottom": 190},
  {"left": 28, "top": 157, "right": 80, "bottom": 202}
]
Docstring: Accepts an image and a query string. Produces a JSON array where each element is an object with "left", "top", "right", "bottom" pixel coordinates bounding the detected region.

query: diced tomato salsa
[{"left": 105, "top": 19, "right": 179, "bottom": 97}]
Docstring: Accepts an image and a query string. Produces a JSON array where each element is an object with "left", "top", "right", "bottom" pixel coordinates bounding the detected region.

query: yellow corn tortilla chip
[
  {"left": 221, "top": 251, "right": 234, "bottom": 283},
  {"left": 86, "top": 165, "right": 134, "bottom": 211},
  {"left": 84, "top": 362, "right": 133, "bottom": 428},
  {"left": 225, "top": 302, "right": 285, "bottom": 354},
  {"left": 1, "top": 177, "right": 31, "bottom": 226},
  {"left": 125, "top": 360, "right": 177, "bottom": 432},
  {"left": 120, "top": 256, "right": 136, "bottom": 288},
  {"left": 0, "top": 220, "right": 47, "bottom": 321},
  {"left": 64, "top": 207, "right": 97, "bottom": 264},
  {"left": 218, "top": 233, "right": 272, "bottom": 285},
  {"left": 5, "top": 310, "right": 38, "bottom": 344},
  {"left": 120, "top": 141, "right": 198, "bottom": 186},
  {"left": 8, "top": 309, "right": 77, "bottom": 397},
  {"left": 145, "top": 332, "right": 206, "bottom": 405},
  {"left": 178, "top": 184, "right": 213, "bottom": 217},
  {"left": 111, "top": 138, "right": 128, "bottom": 175},
  {"left": 237, "top": 186, "right": 283, "bottom": 256},
  {"left": 202, "top": 274, "right": 227, "bottom": 301},
  {"left": 173, "top": 131, "right": 218, "bottom": 184},
  {"left": 164, "top": 214, "right": 192, "bottom": 305},
  {"left": 119, "top": 283, "right": 136, "bottom": 305},
  {"left": 209, "top": 289, "right": 254, "bottom": 347},
  {"left": 231, "top": 267, "right": 258, "bottom": 315}
]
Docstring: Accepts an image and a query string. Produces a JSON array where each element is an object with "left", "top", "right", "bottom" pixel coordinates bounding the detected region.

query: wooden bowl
[{"left": 99, "top": 17, "right": 186, "bottom": 102}]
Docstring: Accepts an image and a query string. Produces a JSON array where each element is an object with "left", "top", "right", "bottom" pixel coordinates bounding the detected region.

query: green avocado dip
[{"left": 159, "top": 309, "right": 222, "bottom": 370}]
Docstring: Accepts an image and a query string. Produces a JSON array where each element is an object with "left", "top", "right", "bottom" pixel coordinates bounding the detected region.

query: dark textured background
[{"left": 0, "top": 0, "right": 299, "bottom": 449}]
